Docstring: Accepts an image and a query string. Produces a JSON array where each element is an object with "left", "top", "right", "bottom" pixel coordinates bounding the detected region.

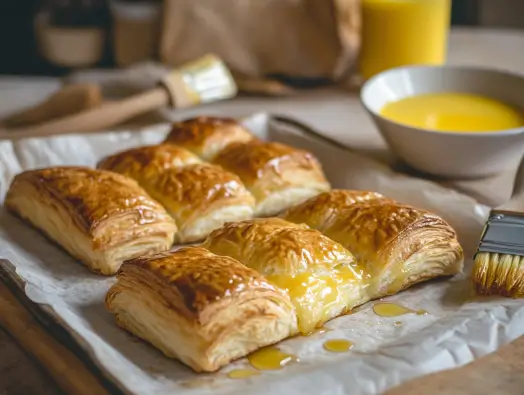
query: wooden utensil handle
[
  {"left": 0, "top": 87, "right": 169, "bottom": 140},
  {"left": 0, "top": 283, "right": 112, "bottom": 395},
  {"left": 494, "top": 155, "right": 524, "bottom": 214},
  {"left": 1, "top": 83, "right": 103, "bottom": 129}
]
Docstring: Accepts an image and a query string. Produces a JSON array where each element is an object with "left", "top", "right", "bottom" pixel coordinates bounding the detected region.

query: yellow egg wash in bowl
[
  {"left": 380, "top": 93, "right": 524, "bottom": 132},
  {"left": 360, "top": 66, "right": 524, "bottom": 178}
]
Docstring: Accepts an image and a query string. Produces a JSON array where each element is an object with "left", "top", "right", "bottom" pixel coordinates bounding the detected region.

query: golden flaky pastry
[
  {"left": 5, "top": 167, "right": 177, "bottom": 275},
  {"left": 105, "top": 247, "right": 297, "bottom": 372},
  {"left": 283, "top": 191, "right": 464, "bottom": 298},
  {"left": 98, "top": 145, "right": 256, "bottom": 243},
  {"left": 148, "top": 164, "right": 255, "bottom": 243},
  {"left": 164, "top": 116, "right": 255, "bottom": 160},
  {"left": 281, "top": 189, "right": 394, "bottom": 229},
  {"left": 97, "top": 144, "right": 202, "bottom": 180},
  {"left": 213, "top": 140, "right": 331, "bottom": 216},
  {"left": 202, "top": 218, "right": 369, "bottom": 334}
]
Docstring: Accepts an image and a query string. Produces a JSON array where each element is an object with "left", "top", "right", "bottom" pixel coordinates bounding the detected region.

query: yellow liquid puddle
[
  {"left": 323, "top": 339, "right": 354, "bottom": 353},
  {"left": 227, "top": 369, "right": 261, "bottom": 379},
  {"left": 247, "top": 347, "right": 298, "bottom": 370},
  {"left": 373, "top": 302, "right": 428, "bottom": 317}
]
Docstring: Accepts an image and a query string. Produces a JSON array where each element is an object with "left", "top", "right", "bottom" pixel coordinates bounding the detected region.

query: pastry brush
[
  {"left": 473, "top": 160, "right": 524, "bottom": 297},
  {"left": 0, "top": 54, "right": 237, "bottom": 140}
]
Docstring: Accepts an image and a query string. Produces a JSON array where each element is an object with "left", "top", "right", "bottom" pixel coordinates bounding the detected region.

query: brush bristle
[{"left": 473, "top": 252, "right": 524, "bottom": 298}]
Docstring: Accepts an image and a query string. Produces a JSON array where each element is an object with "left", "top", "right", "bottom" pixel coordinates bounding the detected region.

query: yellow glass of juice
[{"left": 359, "top": 0, "right": 452, "bottom": 80}]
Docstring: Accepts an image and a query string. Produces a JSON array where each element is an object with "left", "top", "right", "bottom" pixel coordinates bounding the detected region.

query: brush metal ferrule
[{"left": 476, "top": 213, "right": 524, "bottom": 257}]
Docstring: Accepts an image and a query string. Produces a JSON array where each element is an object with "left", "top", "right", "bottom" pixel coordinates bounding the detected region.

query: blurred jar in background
[
  {"left": 110, "top": 0, "right": 162, "bottom": 68},
  {"left": 359, "top": 0, "right": 452, "bottom": 81},
  {"left": 35, "top": 0, "right": 110, "bottom": 69}
]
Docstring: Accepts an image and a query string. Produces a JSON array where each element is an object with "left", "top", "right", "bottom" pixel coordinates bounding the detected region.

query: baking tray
[{"left": 0, "top": 114, "right": 522, "bottom": 395}]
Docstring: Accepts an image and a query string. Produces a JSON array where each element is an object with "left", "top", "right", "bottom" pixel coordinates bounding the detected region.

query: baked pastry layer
[
  {"left": 282, "top": 189, "right": 393, "bottom": 229},
  {"left": 97, "top": 144, "right": 202, "bottom": 180},
  {"left": 213, "top": 140, "right": 331, "bottom": 216},
  {"left": 5, "top": 167, "right": 177, "bottom": 275},
  {"left": 202, "top": 218, "right": 369, "bottom": 334},
  {"left": 150, "top": 164, "right": 255, "bottom": 243},
  {"left": 282, "top": 191, "right": 464, "bottom": 298},
  {"left": 106, "top": 247, "right": 297, "bottom": 372},
  {"left": 98, "top": 145, "right": 256, "bottom": 243},
  {"left": 164, "top": 116, "right": 255, "bottom": 160}
]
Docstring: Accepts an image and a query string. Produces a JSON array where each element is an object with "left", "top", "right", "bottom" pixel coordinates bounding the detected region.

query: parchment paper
[{"left": 0, "top": 113, "right": 523, "bottom": 395}]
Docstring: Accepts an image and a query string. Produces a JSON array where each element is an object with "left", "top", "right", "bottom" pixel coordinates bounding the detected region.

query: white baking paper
[{"left": 0, "top": 113, "right": 523, "bottom": 395}]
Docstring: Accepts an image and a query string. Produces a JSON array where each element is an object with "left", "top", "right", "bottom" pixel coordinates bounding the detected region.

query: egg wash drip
[
  {"left": 231, "top": 304, "right": 428, "bottom": 377},
  {"left": 227, "top": 369, "right": 260, "bottom": 379},
  {"left": 380, "top": 93, "right": 524, "bottom": 132},
  {"left": 323, "top": 339, "right": 354, "bottom": 353},
  {"left": 267, "top": 259, "right": 366, "bottom": 335},
  {"left": 373, "top": 302, "right": 427, "bottom": 317},
  {"left": 247, "top": 346, "right": 298, "bottom": 370}
]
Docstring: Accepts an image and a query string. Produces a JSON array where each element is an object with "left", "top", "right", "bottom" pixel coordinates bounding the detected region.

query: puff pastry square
[
  {"left": 283, "top": 191, "right": 464, "bottom": 298},
  {"left": 213, "top": 140, "right": 331, "bottom": 217},
  {"left": 5, "top": 167, "right": 177, "bottom": 275},
  {"left": 97, "top": 144, "right": 202, "bottom": 179},
  {"left": 99, "top": 146, "right": 256, "bottom": 244},
  {"left": 164, "top": 116, "right": 255, "bottom": 160},
  {"left": 153, "top": 164, "right": 256, "bottom": 243},
  {"left": 282, "top": 189, "right": 393, "bottom": 230},
  {"left": 105, "top": 247, "right": 297, "bottom": 372},
  {"left": 202, "top": 218, "right": 369, "bottom": 334}
]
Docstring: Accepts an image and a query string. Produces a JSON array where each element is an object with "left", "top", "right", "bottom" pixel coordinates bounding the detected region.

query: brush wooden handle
[
  {"left": 494, "top": 155, "right": 524, "bottom": 214},
  {"left": 0, "top": 55, "right": 237, "bottom": 140},
  {"left": 0, "top": 87, "right": 169, "bottom": 140}
]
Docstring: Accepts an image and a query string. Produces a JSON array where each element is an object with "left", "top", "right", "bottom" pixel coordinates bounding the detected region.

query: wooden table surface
[
  {"left": 0, "top": 328, "right": 64, "bottom": 395},
  {"left": 1, "top": 27, "right": 524, "bottom": 395}
]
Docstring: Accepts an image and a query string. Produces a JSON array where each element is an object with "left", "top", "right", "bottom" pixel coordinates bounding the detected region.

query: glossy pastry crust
[
  {"left": 202, "top": 218, "right": 369, "bottom": 333},
  {"left": 281, "top": 189, "right": 393, "bottom": 230},
  {"left": 213, "top": 140, "right": 331, "bottom": 216},
  {"left": 97, "top": 144, "right": 202, "bottom": 182},
  {"left": 105, "top": 247, "right": 297, "bottom": 372},
  {"left": 139, "top": 163, "right": 255, "bottom": 243},
  {"left": 314, "top": 202, "right": 464, "bottom": 298},
  {"left": 164, "top": 116, "right": 255, "bottom": 160},
  {"left": 97, "top": 144, "right": 256, "bottom": 243},
  {"left": 5, "top": 167, "right": 177, "bottom": 275}
]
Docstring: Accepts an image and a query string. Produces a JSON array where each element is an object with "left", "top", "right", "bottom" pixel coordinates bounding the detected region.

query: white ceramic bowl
[{"left": 360, "top": 66, "right": 524, "bottom": 178}]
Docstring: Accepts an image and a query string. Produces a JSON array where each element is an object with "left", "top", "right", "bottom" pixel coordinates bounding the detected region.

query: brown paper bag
[{"left": 159, "top": 0, "right": 360, "bottom": 85}]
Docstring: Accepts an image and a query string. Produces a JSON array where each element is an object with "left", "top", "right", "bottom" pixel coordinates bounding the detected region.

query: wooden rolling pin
[
  {"left": 0, "top": 55, "right": 238, "bottom": 140},
  {"left": 0, "top": 84, "right": 103, "bottom": 129}
]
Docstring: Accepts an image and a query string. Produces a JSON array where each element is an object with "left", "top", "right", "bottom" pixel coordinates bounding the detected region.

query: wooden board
[
  {"left": 0, "top": 326, "right": 65, "bottom": 395},
  {"left": 1, "top": 258, "right": 524, "bottom": 395},
  {"left": 0, "top": 260, "right": 126, "bottom": 395}
]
